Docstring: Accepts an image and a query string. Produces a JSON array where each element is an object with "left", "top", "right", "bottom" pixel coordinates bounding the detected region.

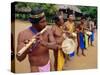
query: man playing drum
[
  {"left": 63, "top": 14, "right": 76, "bottom": 60},
  {"left": 88, "top": 18, "right": 96, "bottom": 46},
  {"left": 76, "top": 16, "right": 87, "bottom": 56},
  {"left": 52, "top": 14, "right": 65, "bottom": 71}
]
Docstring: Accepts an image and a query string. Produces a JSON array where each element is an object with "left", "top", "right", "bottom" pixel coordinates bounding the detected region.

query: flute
[{"left": 17, "top": 26, "right": 48, "bottom": 56}]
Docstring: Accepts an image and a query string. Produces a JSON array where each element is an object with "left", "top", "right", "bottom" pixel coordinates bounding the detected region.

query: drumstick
[{"left": 17, "top": 26, "right": 48, "bottom": 56}]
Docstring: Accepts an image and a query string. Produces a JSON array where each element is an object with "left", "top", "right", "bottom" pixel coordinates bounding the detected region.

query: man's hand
[{"left": 35, "top": 33, "right": 47, "bottom": 46}]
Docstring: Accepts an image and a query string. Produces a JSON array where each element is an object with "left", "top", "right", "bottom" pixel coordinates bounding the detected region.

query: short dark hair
[
  {"left": 29, "top": 7, "right": 45, "bottom": 24},
  {"left": 31, "top": 7, "right": 44, "bottom": 15},
  {"left": 67, "top": 14, "right": 74, "bottom": 18},
  {"left": 53, "top": 14, "right": 60, "bottom": 23},
  {"left": 81, "top": 16, "right": 86, "bottom": 20}
]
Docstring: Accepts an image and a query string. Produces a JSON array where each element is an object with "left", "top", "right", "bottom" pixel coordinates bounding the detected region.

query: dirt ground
[{"left": 13, "top": 19, "right": 97, "bottom": 73}]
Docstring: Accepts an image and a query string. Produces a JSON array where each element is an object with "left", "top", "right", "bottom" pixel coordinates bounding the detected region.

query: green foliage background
[
  {"left": 15, "top": 2, "right": 97, "bottom": 23},
  {"left": 15, "top": 2, "right": 58, "bottom": 22}
]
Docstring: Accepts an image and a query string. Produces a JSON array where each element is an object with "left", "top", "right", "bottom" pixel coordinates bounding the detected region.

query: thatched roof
[{"left": 57, "top": 5, "right": 81, "bottom": 13}]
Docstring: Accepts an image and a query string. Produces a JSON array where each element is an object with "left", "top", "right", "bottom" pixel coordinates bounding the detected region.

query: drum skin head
[
  {"left": 86, "top": 31, "right": 92, "bottom": 35},
  {"left": 72, "top": 33, "right": 77, "bottom": 37},
  {"left": 62, "top": 38, "right": 76, "bottom": 54}
]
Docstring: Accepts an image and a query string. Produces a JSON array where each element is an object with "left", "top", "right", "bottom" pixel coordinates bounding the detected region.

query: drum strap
[
  {"left": 29, "top": 26, "right": 38, "bottom": 34},
  {"left": 29, "top": 26, "right": 40, "bottom": 51}
]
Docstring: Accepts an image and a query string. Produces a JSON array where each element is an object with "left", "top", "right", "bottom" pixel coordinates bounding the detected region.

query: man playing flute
[{"left": 16, "top": 7, "right": 58, "bottom": 72}]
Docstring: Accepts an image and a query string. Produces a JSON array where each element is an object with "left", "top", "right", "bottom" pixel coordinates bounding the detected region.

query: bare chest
[{"left": 54, "top": 26, "right": 63, "bottom": 37}]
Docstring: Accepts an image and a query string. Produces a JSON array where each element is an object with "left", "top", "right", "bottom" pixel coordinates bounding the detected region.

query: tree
[
  {"left": 15, "top": 2, "right": 58, "bottom": 22},
  {"left": 78, "top": 6, "right": 97, "bottom": 19}
]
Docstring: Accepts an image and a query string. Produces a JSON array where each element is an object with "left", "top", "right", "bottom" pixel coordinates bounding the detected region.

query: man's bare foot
[
  {"left": 82, "top": 53, "right": 86, "bottom": 56},
  {"left": 84, "top": 48, "right": 88, "bottom": 50},
  {"left": 76, "top": 53, "right": 80, "bottom": 56},
  {"left": 91, "top": 44, "right": 94, "bottom": 47},
  {"left": 64, "top": 59, "right": 67, "bottom": 63}
]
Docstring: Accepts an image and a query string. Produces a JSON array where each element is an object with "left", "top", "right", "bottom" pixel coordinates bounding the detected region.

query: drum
[
  {"left": 71, "top": 32, "right": 77, "bottom": 37},
  {"left": 85, "top": 31, "right": 92, "bottom": 36},
  {"left": 61, "top": 37, "right": 77, "bottom": 55},
  {"left": 63, "top": 32, "right": 77, "bottom": 39}
]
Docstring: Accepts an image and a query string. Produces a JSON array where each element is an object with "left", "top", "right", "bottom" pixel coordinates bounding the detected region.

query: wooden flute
[{"left": 17, "top": 26, "right": 48, "bottom": 56}]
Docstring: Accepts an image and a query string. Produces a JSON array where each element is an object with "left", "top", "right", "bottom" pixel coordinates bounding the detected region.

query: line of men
[{"left": 16, "top": 7, "right": 96, "bottom": 72}]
